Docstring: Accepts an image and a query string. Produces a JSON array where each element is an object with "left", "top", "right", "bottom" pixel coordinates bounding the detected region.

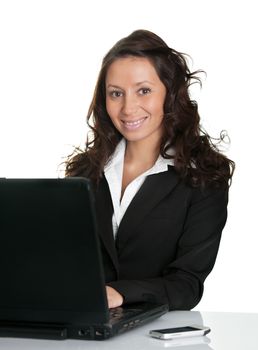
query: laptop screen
[{"left": 0, "top": 178, "right": 109, "bottom": 324}]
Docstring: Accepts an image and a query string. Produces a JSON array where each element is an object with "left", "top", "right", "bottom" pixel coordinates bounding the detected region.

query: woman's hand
[{"left": 106, "top": 286, "right": 124, "bottom": 308}]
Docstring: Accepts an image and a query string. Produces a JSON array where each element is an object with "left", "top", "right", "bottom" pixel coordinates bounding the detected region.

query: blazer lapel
[
  {"left": 116, "top": 166, "right": 180, "bottom": 250},
  {"left": 95, "top": 176, "right": 119, "bottom": 275}
]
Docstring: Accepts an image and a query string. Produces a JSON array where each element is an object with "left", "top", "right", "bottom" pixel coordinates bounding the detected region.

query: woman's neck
[
  {"left": 120, "top": 139, "right": 161, "bottom": 200},
  {"left": 124, "top": 139, "right": 160, "bottom": 168}
]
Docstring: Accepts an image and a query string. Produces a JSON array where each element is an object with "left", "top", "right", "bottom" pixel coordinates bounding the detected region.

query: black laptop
[{"left": 0, "top": 178, "right": 168, "bottom": 340}]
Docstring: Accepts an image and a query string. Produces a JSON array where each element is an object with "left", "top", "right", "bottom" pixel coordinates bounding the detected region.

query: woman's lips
[{"left": 121, "top": 117, "right": 148, "bottom": 130}]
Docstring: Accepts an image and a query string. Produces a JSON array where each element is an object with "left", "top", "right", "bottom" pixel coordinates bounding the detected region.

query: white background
[{"left": 0, "top": 0, "right": 257, "bottom": 312}]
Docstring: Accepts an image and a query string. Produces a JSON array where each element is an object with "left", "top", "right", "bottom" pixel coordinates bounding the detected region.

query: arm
[{"left": 107, "top": 185, "right": 229, "bottom": 310}]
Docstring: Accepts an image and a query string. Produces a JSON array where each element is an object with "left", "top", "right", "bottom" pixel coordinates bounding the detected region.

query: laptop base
[{"left": 0, "top": 303, "right": 168, "bottom": 340}]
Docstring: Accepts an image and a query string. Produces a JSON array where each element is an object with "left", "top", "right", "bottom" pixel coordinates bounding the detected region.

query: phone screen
[{"left": 153, "top": 326, "right": 199, "bottom": 334}]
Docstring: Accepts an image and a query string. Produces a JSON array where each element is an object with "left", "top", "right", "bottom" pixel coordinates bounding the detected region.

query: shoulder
[{"left": 166, "top": 165, "right": 229, "bottom": 209}]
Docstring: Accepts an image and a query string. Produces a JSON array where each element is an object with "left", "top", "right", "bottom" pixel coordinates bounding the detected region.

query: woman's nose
[{"left": 121, "top": 94, "right": 138, "bottom": 116}]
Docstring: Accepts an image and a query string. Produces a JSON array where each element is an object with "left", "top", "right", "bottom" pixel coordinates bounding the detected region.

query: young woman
[{"left": 65, "top": 29, "right": 235, "bottom": 310}]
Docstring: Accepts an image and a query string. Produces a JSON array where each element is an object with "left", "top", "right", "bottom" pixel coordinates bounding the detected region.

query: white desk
[{"left": 0, "top": 311, "right": 257, "bottom": 349}]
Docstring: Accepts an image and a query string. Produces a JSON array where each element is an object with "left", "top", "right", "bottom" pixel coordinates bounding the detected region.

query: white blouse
[{"left": 104, "top": 139, "right": 175, "bottom": 238}]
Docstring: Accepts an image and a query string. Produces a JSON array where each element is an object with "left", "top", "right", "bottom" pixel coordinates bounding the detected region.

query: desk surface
[{"left": 0, "top": 311, "right": 257, "bottom": 350}]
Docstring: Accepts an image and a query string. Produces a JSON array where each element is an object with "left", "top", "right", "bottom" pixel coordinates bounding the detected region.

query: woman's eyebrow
[
  {"left": 107, "top": 81, "right": 154, "bottom": 89},
  {"left": 135, "top": 80, "right": 154, "bottom": 86},
  {"left": 106, "top": 84, "right": 123, "bottom": 89}
]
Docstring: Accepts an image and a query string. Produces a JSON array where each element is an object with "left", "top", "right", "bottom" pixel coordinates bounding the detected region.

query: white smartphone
[{"left": 149, "top": 324, "right": 210, "bottom": 340}]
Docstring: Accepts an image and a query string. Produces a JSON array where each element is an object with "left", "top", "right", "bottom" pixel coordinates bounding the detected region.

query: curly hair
[{"left": 65, "top": 29, "right": 235, "bottom": 188}]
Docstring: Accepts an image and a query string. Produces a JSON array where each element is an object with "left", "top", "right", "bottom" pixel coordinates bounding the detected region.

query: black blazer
[{"left": 94, "top": 166, "right": 228, "bottom": 310}]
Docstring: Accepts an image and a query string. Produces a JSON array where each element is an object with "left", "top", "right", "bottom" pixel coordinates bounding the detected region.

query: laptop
[{"left": 0, "top": 178, "right": 168, "bottom": 340}]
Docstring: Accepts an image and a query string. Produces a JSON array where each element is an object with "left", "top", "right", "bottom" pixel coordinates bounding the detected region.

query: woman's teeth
[{"left": 122, "top": 117, "right": 147, "bottom": 129}]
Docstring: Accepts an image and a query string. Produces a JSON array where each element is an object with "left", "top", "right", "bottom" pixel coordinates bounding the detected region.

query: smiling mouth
[{"left": 121, "top": 117, "right": 148, "bottom": 129}]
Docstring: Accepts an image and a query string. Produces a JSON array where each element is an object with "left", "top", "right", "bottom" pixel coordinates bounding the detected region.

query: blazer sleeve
[{"left": 107, "top": 185, "right": 229, "bottom": 310}]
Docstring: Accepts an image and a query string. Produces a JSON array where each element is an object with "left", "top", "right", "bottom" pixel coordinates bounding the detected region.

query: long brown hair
[{"left": 65, "top": 29, "right": 235, "bottom": 188}]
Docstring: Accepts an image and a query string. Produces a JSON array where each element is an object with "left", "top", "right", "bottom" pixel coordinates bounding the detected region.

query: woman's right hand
[{"left": 106, "top": 286, "right": 124, "bottom": 309}]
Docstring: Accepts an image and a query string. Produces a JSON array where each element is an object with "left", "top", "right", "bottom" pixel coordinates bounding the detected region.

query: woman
[{"left": 65, "top": 29, "right": 234, "bottom": 310}]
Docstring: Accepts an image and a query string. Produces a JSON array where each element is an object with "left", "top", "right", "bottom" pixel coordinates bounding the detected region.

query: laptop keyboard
[{"left": 109, "top": 307, "right": 143, "bottom": 323}]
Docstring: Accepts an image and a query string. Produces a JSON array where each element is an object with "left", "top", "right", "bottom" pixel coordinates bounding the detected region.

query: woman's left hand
[{"left": 106, "top": 286, "right": 124, "bottom": 308}]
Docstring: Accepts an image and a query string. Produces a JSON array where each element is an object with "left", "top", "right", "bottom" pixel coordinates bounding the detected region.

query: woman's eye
[
  {"left": 139, "top": 88, "right": 151, "bottom": 95},
  {"left": 109, "top": 90, "right": 123, "bottom": 98}
]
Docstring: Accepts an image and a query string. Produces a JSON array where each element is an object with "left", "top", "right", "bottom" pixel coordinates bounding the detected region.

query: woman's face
[{"left": 105, "top": 56, "right": 166, "bottom": 147}]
